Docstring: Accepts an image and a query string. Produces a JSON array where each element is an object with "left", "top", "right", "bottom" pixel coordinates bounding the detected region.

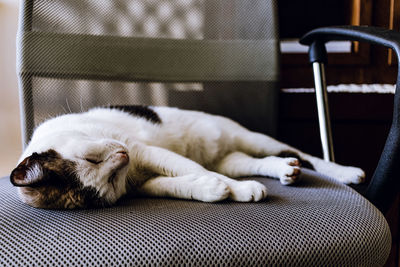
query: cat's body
[{"left": 11, "top": 106, "right": 365, "bottom": 209}]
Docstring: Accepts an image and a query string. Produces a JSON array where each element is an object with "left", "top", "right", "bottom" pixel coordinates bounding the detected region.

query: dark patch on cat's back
[
  {"left": 110, "top": 105, "right": 162, "bottom": 124},
  {"left": 277, "top": 150, "right": 315, "bottom": 170}
]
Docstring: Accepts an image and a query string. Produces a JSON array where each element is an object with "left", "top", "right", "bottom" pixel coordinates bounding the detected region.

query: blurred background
[{"left": 0, "top": 0, "right": 20, "bottom": 177}]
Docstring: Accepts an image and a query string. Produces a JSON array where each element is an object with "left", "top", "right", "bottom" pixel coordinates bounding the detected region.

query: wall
[{"left": 0, "top": 0, "right": 21, "bottom": 177}]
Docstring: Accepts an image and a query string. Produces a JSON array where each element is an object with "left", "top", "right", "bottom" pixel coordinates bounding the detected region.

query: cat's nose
[
  {"left": 116, "top": 151, "right": 129, "bottom": 164},
  {"left": 109, "top": 151, "right": 129, "bottom": 170}
]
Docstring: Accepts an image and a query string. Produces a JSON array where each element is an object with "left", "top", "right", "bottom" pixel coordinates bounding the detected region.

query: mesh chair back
[{"left": 17, "top": 0, "right": 280, "bottom": 147}]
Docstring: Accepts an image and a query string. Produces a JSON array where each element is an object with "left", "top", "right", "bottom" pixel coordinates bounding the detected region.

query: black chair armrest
[{"left": 300, "top": 26, "right": 400, "bottom": 213}]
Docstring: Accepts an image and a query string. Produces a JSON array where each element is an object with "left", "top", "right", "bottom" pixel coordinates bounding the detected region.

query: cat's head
[{"left": 10, "top": 137, "right": 130, "bottom": 209}]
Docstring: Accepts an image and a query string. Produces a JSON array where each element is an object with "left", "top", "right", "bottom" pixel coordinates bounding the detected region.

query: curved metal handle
[{"left": 300, "top": 26, "right": 400, "bottom": 213}]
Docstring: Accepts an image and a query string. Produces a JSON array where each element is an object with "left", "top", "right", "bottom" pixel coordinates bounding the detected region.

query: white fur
[
  {"left": 20, "top": 106, "right": 365, "bottom": 205},
  {"left": 26, "top": 163, "right": 43, "bottom": 184}
]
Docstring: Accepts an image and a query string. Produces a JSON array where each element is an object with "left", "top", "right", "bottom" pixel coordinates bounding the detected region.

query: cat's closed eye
[{"left": 85, "top": 158, "right": 103, "bottom": 165}]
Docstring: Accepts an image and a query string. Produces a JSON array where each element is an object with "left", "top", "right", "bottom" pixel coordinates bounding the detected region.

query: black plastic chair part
[{"left": 300, "top": 26, "right": 400, "bottom": 214}]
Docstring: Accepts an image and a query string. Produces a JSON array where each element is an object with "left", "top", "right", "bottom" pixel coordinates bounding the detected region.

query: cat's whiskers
[
  {"left": 65, "top": 98, "right": 72, "bottom": 114},
  {"left": 79, "top": 96, "right": 84, "bottom": 113},
  {"left": 60, "top": 104, "right": 68, "bottom": 115}
]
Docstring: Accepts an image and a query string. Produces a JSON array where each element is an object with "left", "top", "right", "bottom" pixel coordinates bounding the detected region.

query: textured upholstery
[
  {"left": 0, "top": 170, "right": 391, "bottom": 266},
  {"left": 18, "top": 0, "right": 280, "bottom": 145}
]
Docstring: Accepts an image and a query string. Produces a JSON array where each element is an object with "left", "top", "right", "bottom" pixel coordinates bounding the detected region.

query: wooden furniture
[{"left": 279, "top": 0, "right": 397, "bottom": 88}]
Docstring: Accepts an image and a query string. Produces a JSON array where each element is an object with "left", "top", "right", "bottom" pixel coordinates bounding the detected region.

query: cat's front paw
[
  {"left": 278, "top": 157, "right": 301, "bottom": 185},
  {"left": 331, "top": 166, "right": 366, "bottom": 184},
  {"left": 229, "top": 180, "right": 268, "bottom": 202},
  {"left": 191, "top": 175, "right": 230, "bottom": 202}
]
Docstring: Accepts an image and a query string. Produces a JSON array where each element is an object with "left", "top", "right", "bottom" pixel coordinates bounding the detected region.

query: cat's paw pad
[
  {"left": 333, "top": 166, "right": 366, "bottom": 184},
  {"left": 229, "top": 180, "right": 268, "bottom": 202},
  {"left": 279, "top": 157, "right": 301, "bottom": 185},
  {"left": 192, "top": 175, "right": 230, "bottom": 202}
]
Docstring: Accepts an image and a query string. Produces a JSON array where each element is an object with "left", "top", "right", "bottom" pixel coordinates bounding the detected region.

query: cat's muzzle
[{"left": 115, "top": 151, "right": 129, "bottom": 167}]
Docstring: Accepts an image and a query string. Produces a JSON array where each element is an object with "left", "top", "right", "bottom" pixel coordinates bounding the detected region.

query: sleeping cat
[{"left": 10, "top": 106, "right": 365, "bottom": 209}]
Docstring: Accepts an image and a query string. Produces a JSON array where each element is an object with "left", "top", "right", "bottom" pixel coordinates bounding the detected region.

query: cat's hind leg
[
  {"left": 234, "top": 131, "right": 293, "bottom": 157},
  {"left": 215, "top": 151, "right": 301, "bottom": 185},
  {"left": 233, "top": 131, "right": 365, "bottom": 184}
]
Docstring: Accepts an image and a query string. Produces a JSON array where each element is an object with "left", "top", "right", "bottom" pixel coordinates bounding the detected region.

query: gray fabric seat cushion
[{"left": 0, "top": 170, "right": 391, "bottom": 266}]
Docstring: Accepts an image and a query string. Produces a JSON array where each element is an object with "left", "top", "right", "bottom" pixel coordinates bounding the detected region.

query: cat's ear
[{"left": 10, "top": 154, "right": 46, "bottom": 186}]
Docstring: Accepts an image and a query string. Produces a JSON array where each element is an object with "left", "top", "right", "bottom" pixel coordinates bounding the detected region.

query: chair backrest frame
[{"left": 17, "top": 0, "right": 280, "bottom": 147}]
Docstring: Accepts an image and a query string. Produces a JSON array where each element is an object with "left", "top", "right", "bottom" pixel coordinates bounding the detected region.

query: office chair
[{"left": 0, "top": 0, "right": 392, "bottom": 265}]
